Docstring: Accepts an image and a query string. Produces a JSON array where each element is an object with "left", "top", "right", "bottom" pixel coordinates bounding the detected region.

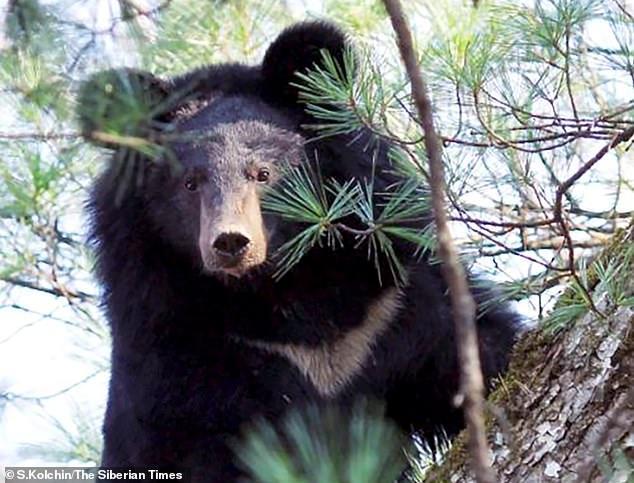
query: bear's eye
[
  {"left": 184, "top": 177, "right": 198, "bottom": 191},
  {"left": 256, "top": 168, "right": 270, "bottom": 183}
]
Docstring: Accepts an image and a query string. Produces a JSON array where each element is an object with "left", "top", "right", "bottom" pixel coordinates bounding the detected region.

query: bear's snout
[
  {"left": 199, "top": 192, "right": 268, "bottom": 278},
  {"left": 213, "top": 232, "right": 251, "bottom": 259}
]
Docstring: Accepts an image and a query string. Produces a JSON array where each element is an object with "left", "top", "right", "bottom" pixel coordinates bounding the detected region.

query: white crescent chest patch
[{"left": 241, "top": 287, "right": 404, "bottom": 397}]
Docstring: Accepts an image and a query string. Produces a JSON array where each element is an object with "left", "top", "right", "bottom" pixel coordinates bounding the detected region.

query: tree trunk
[{"left": 429, "top": 225, "right": 634, "bottom": 482}]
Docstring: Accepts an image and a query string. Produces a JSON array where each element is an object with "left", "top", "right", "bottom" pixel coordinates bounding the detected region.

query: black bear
[{"left": 79, "top": 21, "right": 521, "bottom": 482}]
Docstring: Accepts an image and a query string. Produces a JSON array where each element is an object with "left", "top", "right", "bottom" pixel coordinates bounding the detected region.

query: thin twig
[
  {"left": 613, "top": 0, "right": 634, "bottom": 22},
  {"left": 0, "top": 369, "right": 103, "bottom": 403},
  {"left": 1, "top": 276, "right": 95, "bottom": 303},
  {"left": 381, "top": 1, "right": 496, "bottom": 482},
  {"left": 0, "top": 131, "right": 79, "bottom": 140},
  {"left": 553, "top": 126, "right": 634, "bottom": 315}
]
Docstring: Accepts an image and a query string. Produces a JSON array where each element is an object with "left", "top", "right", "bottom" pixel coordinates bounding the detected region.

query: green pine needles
[
  {"left": 261, "top": 157, "right": 435, "bottom": 286},
  {"left": 293, "top": 47, "right": 399, "bottom": 141},
  {"left": 261, "top": 161, "right": 361, "bottom": 279},
  {"left": 262, "top": 49, "right": 435, "bottom": 285},
  {"left": 236, "top": 403, "right": 409, "bottom": 483}
]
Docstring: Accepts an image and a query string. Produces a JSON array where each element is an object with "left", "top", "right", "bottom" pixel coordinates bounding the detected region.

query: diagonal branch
[
  {"left": 1, "top": 276, "right": 95, "bottom": 303},
  {"left": 553, "top": 125, "right": 634, "bottom": 315},
  {"left": 380, "top": 1, "right": 496, "bottom": 482}
]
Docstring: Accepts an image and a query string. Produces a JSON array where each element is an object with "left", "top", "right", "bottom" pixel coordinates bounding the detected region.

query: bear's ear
[
  {"left": 77, "top": 69, "right": 171, "bottom": 149},
  {"left": 261, "top": 21, "right": 351, "bottom": 105}
]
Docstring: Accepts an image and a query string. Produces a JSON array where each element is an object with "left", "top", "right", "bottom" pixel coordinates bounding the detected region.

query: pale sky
[{"left": 0, "top": 0, "right": 632, "bottom": 467}]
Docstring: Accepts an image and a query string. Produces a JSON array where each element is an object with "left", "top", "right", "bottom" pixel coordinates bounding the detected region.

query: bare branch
[
  {"left": 1, "top": 276, "right": 95, "bottom": 303},
  {"left": 552, "top": 126, "right": 634, "bottom": 314},
  {"left": 381, "top": 1, "right": 496, "bottom": 482},
  {"left": 0, "top": 369, "right": 103, "bottom": 403},
  {"left": 0, "top": 131, "right": 79, "bottom": 140}
]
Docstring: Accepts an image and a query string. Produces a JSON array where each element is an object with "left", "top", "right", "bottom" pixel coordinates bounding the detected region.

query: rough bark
[{"left": 429, "top": 224, "right": 634, "bottom": 482}]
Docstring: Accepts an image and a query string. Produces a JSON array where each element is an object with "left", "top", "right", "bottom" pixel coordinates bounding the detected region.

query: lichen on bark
[{"left": 427, "top": 223, "right": 634, "bottom": 482}]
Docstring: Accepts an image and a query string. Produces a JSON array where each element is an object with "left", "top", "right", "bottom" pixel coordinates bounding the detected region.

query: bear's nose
[{"left": 213, "top": 232, "right": 250, "bottom": 258}]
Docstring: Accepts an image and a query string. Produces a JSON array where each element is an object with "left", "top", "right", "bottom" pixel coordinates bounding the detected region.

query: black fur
[{"left": 83, "top": 21, "right": 522, "bottom": 482}]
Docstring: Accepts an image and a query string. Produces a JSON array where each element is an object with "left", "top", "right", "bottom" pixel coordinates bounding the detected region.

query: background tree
[{"left": 0, "top": 0, "right": 631, "bottom": 479}]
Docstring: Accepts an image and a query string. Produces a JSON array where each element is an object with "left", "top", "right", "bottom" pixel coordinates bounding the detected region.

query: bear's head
[{"left": 79, "top": 22, "right": 404, "bottom": 282}]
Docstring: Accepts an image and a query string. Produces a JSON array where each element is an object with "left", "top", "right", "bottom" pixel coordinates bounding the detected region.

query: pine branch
[{"left": 381, "top": 1, "right": 496, "bottom": 482}]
